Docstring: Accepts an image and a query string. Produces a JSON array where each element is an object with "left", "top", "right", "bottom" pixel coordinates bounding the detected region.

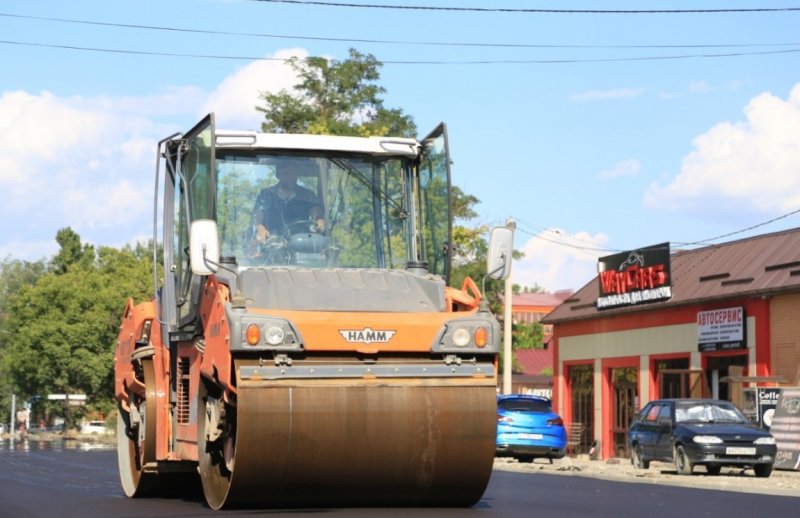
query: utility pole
[
  {"left": 502, "top": 218, "right": 516, "bottom": 395},
  {"left": 10, "top": 393, "right": 15, "bottom": 437}
]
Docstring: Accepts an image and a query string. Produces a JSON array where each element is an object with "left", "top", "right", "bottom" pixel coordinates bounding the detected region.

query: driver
[{"left": 252, "top": 160, "right": 326, "bottom": 242}]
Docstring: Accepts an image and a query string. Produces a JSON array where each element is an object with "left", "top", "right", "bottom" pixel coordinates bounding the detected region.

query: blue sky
[{"left": 2, "top": 1, "right": 799, "bottom": 292}]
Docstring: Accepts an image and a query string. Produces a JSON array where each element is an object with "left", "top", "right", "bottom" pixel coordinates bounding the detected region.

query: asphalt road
[{"left": 0, "top": 440, "right": 797, "bottom": 517}]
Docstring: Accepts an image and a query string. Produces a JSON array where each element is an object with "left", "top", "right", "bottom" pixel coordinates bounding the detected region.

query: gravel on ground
[{"left": 493, "top": 455, "right": 800, "bottom": 498}]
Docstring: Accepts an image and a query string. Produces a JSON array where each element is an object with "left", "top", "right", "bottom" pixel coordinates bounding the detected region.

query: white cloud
[
  {"left": 512, "top": 229, "right": 608, "bottom": 292},
  {"left": 644, "top": 84, "right": 800, "bottom": 216},
  {"left": 0, "top": 48, "right": 312, "bottom": 261},
  {"left": 569, "top": 88, "right": 646, "bottom": 102},
  {"left": 598, "top": 159, "right": 641, "bottom": 181},
  {"left": 202, "top": 48, "right": 309, "bottom": 130},
  {"left": 0, "top": 90, "right": 182, "bottom": 257}
]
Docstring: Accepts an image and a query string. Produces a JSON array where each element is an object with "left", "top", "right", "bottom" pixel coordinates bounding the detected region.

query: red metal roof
[
  {"left": 545, "top": 227, "right": 800, "bottom": 323},
  {"left": 515, "top": 348, "right": 553, "bottom": 375}
]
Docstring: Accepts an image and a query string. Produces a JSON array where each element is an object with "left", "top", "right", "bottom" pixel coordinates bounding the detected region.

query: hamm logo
[{"left": 339, "top": 327, "right": 397, "bottom": 344}]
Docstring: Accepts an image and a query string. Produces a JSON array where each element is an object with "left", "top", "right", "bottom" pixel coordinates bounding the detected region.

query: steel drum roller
[{"left": 199, "top": 374, "right": 497, "bottom": 509}]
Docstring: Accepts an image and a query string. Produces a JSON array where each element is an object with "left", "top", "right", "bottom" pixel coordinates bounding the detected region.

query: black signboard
[
  {"left": 596, "top": 242, "right": 672, "bottom": 310},
  {"left": 757, "top": 388, "right": 781, "bottom": 430},
  {"left": 772, "top": 388, "right": 800, "bottom": 471}
]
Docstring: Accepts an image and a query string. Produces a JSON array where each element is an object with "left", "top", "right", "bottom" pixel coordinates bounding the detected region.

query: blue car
[{"left": 496, "top": 394, "right": 567, "bottom": 463}]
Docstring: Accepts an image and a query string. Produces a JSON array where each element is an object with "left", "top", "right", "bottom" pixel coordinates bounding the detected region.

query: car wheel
[
  {"left": 705, "top": 464, "right": 721, "bottom": 476},
  {"left": 631, "top": 444, "right": 650, "bottom": 469},
  {"left": 674, "top": 445, "right": 693, "bottom": 475},
  {"left": 754, "top": 463, "right": 773, "bottom": 478},
  {"left": 516, "top": 455, "right": 534, "bottom": 463}
]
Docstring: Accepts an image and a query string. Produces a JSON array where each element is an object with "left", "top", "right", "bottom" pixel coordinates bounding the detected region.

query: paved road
[{"left": 0, "top": 440, "right": 797, "bottom": 517}]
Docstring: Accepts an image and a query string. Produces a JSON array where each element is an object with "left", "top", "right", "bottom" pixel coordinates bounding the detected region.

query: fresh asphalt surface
[{"left": 0, "top": 442, "right": 797, "bottom": 517}]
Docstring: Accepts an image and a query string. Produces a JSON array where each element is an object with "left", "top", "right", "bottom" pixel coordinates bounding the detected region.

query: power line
[
  {"left": 512, "top": 224, "right": 619, "bottom": 253},
  {"left": 511, "top": 207, "right": 800, "bottom": 256},
  {"left": 3, "top": 39, "right": 799, "bottom": 64},
  {"left": 674, "top": 207, "right": 800, "bottom": 247},
  {"left": 253, "top": 0, "right": 800, "bottom": 15},
  {"left": 3, "top": 12, "right": 798, "bottom": 50}
]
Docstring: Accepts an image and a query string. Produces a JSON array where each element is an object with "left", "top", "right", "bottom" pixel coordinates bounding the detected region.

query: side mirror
[
  {"left": 486, "top": 226, "right": 513, "bottom": 280},
  {"left": 657, "top": 416, "right": 673, "bottom": 427},
  {"left": 189, "top": 219, "right": 220, "bottom": 275}
]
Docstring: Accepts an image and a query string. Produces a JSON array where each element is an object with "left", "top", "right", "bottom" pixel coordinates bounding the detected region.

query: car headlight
[
  {"left": 754, "top": 437, "right": 776, "bottom": 445},
  {"left": 693, "top": 435, "right": 723, "bottom": 444}
]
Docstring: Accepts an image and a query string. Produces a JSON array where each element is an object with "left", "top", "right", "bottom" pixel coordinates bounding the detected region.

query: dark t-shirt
[{"left": 252, "top": 184, "right": 320, "bottom": 235}]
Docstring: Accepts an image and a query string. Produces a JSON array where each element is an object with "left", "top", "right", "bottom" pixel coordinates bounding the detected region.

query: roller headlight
[
  {"left": 433, "top": 318, "right": 499, "bottom": 353},
  {"left": 755, "top": 437, "right": 776, "bottom": 445},
  {"left": 233, "top": 315, "right": 302, "bottom": 351},
  {"left": 265, "top": 325, "right": 286, "bottom": 345},
  {"left": 453, "top": 328, "right": 470, "bottom": 347}
]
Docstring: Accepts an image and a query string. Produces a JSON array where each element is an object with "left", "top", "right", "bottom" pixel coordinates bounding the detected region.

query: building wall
[
  {"left": 770, "top": 293, "right": 800, "bottom": 385},
  {"left": 555, "top": 305, "right": 762, "bottom": 459}
]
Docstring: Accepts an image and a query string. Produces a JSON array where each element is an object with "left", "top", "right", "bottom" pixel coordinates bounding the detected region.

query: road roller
[{"left": 114, "top": 114, "right": 513, "bottom": 509}]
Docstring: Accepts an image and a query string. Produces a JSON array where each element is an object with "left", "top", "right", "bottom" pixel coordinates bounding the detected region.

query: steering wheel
[
  {"left": 246, "top": 234, "right": 289, "bottom": 265},
  {"left": 284, "top": 219, "right": 322, "bottom": 236}
]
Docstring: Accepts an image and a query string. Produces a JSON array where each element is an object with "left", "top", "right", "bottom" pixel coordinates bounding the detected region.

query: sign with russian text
[
  {"left": 697, "top": 306, "right": 745, "bottom": 352},
  {"left": 596, "top": 243, "right": 672, "bottom": 310},
  {"left": 772, "top": 388, "right": 800, "bottom": 471}
]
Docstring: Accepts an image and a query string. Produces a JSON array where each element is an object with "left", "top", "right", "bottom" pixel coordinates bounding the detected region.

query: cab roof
[{"left": 215, "top": 130, "right": 421, "bottom": 158}]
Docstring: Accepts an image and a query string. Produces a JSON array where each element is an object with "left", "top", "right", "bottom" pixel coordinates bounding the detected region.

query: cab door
[
  {"left": 162, "top": 113, "right": 216, "bottom": 334},
  {"left": 418, "top": 123, "right": 452, "bottom": 281}
]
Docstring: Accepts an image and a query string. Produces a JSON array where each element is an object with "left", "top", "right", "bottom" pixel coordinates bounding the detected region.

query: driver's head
[{"left": 276, "top": 161, "right": 302, "bottom": 185}]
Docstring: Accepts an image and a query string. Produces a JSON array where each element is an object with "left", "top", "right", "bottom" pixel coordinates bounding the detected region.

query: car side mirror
[{"left": 657, "top": 416, "right": 672, "bottom": 427}]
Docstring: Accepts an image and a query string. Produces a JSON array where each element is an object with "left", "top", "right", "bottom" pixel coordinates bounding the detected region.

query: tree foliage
[
  {"left": 257, "top": 49, "right": 416, "bottom": 137},
  {"left": 0, "top": 256, "right": 47, "bottom": 419},
  {"left": 1, "top": 230, "right": 154, "bottom": 424}
]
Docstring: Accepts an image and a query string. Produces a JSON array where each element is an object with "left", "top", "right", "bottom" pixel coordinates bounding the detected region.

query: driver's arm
[
  {"left": 252, "top": 190, "right": 270, "bottom": 241},
  {"left": 254, "top": 224, "right": 269, "bottom": 242},
  {"left": 310, "top": 205, "right": 325, "bottom": 232}
]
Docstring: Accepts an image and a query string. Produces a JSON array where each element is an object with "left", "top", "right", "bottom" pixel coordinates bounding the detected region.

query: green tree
[
  {"left": 513, "top": 320, "right": 545, "bottom": 350},
  {"left": 51, "top": 227, "right": 94, "bottom": 274},
  {"left": 3, "top": 231, "right": 154, "bottom": 426},
  {"left": 0, "top": 257, "right": 47, "bottom": 421},
  {"left": 257, "top": 48, "right": 416, "bottom": 137}
]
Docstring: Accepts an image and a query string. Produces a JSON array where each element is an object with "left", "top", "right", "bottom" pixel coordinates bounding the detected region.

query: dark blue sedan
[
  {"left": 628, "top": 398, "right": 777, "bottom": 477},
  {"left": 496, "top": 394, "right": 567, "bottom": 463}
]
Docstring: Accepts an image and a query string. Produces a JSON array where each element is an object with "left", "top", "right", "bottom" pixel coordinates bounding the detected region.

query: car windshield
[
  {"left": 674, "top": 401, "right": 747, "bottom": 423},
  {"left": 498, "top": 398, "right": 552, "bottom": 413}
]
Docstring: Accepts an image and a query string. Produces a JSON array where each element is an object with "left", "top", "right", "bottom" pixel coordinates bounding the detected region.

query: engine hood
[
  {"left": 236, "top": 267, "right": 447, "bottom": 313},
  {"left": 677, "top": 422, "right": 771, "bottom": 438}
]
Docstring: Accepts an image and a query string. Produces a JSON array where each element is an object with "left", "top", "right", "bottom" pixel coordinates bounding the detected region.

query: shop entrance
[
  {"left": 706, "top": 354, "right": 747, "bottom": 400},
  {"left": 568, "top": 364, "right": 593, "bottom": 453},
  {"left": 655, "top": 358, "right": 690, "bottom": 398},
  {"left": 611, "top": 367, "right": 638, "bottom": 458}
]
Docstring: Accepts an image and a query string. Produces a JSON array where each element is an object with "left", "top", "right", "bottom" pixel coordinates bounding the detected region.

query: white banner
[{"left": 697, "top": 307, "right": 744, "bottom": 351}]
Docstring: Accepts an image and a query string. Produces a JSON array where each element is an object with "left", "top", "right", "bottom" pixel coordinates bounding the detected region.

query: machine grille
[{"left": 177, "top": 357, "right": 190, "bottom": 424}]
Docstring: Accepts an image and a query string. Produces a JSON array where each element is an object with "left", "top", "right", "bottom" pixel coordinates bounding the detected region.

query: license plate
[
  {"left": 518, "top": 433, "right": 544, "bottom": 440},
  {"left": 726, "top": 447, "right": 756, "bottom": 455}
]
